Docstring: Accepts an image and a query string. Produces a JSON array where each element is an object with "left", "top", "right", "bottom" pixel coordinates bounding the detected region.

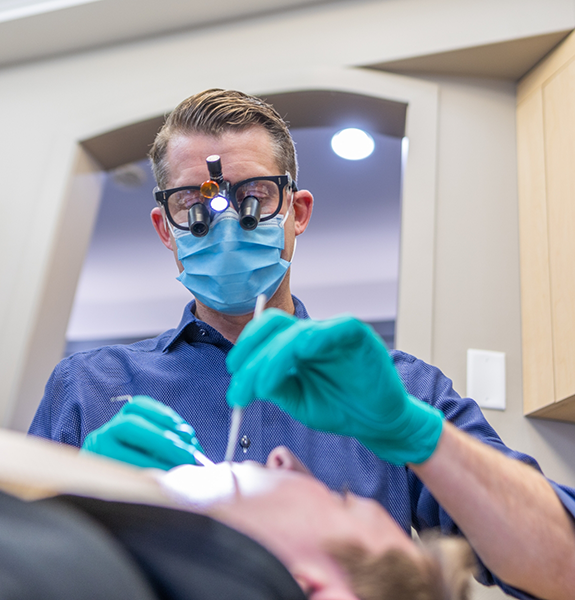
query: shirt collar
[{"left": 162, "top": 296, "right": 309, "bottom": 352}]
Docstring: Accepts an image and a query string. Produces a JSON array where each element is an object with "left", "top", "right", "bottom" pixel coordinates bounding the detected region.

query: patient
[
  {"left": 162, "top": 446, "right": 475, "bottom": 600},
  {"left": 0, "top": 432, "right": 474, "bottom": 600}
]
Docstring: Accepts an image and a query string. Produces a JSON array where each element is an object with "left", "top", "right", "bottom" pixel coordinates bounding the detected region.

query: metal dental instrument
[
  {"left": 224, "top": 293, "right": 267, "bottom": 462},
  {"left": 191, "top": 448, "right": 215, "bottom": 467},
  {"left": 224, "top": 403, "right": 243, "bottom": 463}
]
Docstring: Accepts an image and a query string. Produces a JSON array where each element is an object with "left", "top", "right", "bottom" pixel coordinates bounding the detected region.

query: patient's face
[{"left": 160, "top": 447, "right": 423, "bottom": 598}]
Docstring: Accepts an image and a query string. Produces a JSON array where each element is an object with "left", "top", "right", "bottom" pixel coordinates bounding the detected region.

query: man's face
[
  {"left": 160, "top": 447, "right": 423, "bottom": 599},
  {"left": 151, "top": 127, "right": 312, "bottom": 273}
]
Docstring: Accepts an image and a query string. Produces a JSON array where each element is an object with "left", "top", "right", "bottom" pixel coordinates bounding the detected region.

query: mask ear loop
[
  {"left": 279, "top": 186, "right": 295, "bottom": 229},
  {"left": 279, "top": 184, "right": 298, "bottom": 262},
  {"left": 290, "top": 237, "right": 298, "bottom": 262},
  {"left": 163, "top": 208, "right": 177, "bottom": 237}
]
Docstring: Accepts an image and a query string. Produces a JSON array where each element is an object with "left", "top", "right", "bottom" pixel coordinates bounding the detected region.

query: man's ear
[
  {"left": 151, "top": 207, "right": 174, "bottom": 251},
  {"left": 292, "top": 190, "right": 313, "bottom": 236}
]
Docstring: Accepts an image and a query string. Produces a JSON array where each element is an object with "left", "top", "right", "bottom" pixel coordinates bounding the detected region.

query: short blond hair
[
  {"left": 329, "top": 533, "right": 476, "bottom": 600},
  {"left": 149, "top": 89, "right": 298, "bottom": 189}
]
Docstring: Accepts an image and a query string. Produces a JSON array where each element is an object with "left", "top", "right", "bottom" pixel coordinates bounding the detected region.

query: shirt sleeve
[
  {"left": 28, "top": 359, "right": 84, "bottom": 447},
  {"left": 391, "top": 350, "right": 575, "bottom": 600},
  {"left": 28, "top": 350, "right": 125, "bottom": 448}
]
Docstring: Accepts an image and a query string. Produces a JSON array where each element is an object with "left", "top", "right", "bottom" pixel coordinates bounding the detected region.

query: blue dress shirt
[{"left": 29, "top": 297, "right": 575, "bottom": 600}]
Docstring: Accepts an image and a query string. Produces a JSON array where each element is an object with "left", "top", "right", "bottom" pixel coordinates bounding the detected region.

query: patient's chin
[{"left": 266, "top": 447, "right": 311, "bottom": 474}]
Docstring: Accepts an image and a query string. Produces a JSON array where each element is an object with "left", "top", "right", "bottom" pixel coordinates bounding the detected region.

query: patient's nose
[{"left": 266, "top": 446, "right": 310, "bottom": 474}]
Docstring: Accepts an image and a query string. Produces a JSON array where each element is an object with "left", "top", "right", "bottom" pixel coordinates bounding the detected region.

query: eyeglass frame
[{"left": 154, "top": 174, "right": 297, "bottom": 232}]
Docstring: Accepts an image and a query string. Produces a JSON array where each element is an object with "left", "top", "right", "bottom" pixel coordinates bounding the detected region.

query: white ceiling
[
  {"left": 1, "top": 0, "right": 570, "bottom": 80},
  {"left": 0, "top": 0, "right": 341, "bottom": 67}
]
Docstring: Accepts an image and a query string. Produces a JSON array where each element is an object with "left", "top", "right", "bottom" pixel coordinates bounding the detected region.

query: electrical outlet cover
[{"left": 466, "top": 349, "right": 506, "bottom": 410}]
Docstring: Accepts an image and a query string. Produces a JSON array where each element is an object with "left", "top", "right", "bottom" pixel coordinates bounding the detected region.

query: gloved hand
[
  {"left": 81, "top": 395, "right": 204, "bottom": 470},
  {"left": 226, "top": 310, "right": 444, "bottom": 465}
]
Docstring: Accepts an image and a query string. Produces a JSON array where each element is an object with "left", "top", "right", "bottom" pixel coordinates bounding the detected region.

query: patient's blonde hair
[{"left": 329, "top": 532, "right": 476, "bottom": 600}]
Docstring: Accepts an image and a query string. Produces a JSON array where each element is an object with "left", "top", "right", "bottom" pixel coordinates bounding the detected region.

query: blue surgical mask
[{"left": 173, "top": 209, "right": 292, "bottom": 315}]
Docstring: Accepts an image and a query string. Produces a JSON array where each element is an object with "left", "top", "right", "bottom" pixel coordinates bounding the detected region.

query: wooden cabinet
[{"left": 517, "top": 31, "right": 575, "bottom": 421}]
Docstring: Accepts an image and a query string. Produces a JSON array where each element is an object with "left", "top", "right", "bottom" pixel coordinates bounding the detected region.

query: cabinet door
[
  {"left": 543, "top": 60, "right": 575, "bottom": 404},
  {"left": 518, "top": 31, "right": 575, "bottom": 421},
  {"left": 517, "top": 89, "right": 555, "bottom": 415}
]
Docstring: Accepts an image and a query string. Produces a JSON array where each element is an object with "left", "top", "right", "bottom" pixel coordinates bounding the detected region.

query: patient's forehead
[{"left": 157, "top": 461, "right": 297, "bottom": 510}]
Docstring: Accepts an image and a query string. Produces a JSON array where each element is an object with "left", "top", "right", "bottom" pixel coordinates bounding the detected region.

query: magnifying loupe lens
[
  {"left": 239, "top": 196, "right": 261, "bottom": 230},
  {"left": 188, "top": 203, "right": 210, "bottom": 237}
]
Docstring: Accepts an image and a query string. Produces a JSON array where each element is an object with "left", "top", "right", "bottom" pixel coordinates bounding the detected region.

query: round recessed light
[{"left": 331, "top": 128, "right": 375, "bottom": 160}]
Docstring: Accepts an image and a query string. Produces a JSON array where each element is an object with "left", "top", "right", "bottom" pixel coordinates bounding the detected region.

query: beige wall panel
[
  {"left": 518, "top": 29, "right": 575, "bottom": 103},
  {"left": 543, "top": 61, "right": 575, "bottom": 402},
  {"left": 5, "top": 147, "right": 104, "bottom": 430},
  {"left": 516, "top": 89, "right": 555, "bottom": 414},
  {"left": 420, "top": 75, "right": 575, "bottom": 490},
  {"left": 427, "top": 77, "right": 521, "bottom": 395}
]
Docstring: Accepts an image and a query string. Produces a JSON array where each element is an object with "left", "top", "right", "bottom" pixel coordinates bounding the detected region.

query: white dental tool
[
  {"left": 224, "top": 293, "right": 267, "bottom": 462},
  {"left": 191, "top": 448, "right": 215, "bottom": 467}
]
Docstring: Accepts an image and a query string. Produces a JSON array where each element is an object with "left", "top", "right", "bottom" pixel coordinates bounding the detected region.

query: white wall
[{"left": 427, "top": 74, "right": 575, "bottom": 488}]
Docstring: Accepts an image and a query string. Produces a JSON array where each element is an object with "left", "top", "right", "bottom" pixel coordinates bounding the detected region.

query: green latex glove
[
  {"left": 81, "top": 395, "right": 204, "bottom": 470},
  {"left": 226, "top": 310, "right": 444, "bottom": 465}
]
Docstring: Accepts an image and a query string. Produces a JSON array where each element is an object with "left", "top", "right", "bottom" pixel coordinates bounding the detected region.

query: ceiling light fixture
[
  {"left": 0, "top": 0, "right": 101, "bottom": 24},
  {"left": 331, "top": 128, "right": 375, "bottom": 160}
]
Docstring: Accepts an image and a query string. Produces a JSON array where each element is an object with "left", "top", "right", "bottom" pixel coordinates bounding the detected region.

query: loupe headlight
[
  {"left": 188, "top": 189, "right": 230, "bottom": 237},
  {"left": 187, "top": 158, "right": 230, "bottom": 237},
  {"left": 201, "top": 154, "right": 261, "bottom": 231},
  {"left": 209, "top": 194, "right": 230, "bottom": 213}
]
